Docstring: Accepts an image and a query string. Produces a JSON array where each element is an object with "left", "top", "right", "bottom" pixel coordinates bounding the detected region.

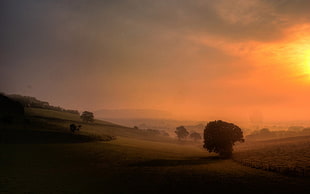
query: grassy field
[
  {"left": 1, "top": 108, "right": 310, "bottom": 193},
  {"left": 2, "top": 137, "right": 310, "bottom": 194},
  {"left": 1, "top": 108, "right": 117, "bottom": 144},
  {"left": 234, "top": 136, "right": 310, "bottom": 177},
  {"left": 23, "top": 108, "right": 173, "bottom": 142}
]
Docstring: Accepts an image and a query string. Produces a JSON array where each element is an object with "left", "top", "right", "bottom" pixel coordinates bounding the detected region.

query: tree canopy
[
  {"left": 175, "top": 126, "right": 189, "bottom": 140},
  {"left": 203, "top": 120, "right": 244, "bottom": 158},
  {"left": 80, "top": 111, "right": 94, "bottom": 123}
]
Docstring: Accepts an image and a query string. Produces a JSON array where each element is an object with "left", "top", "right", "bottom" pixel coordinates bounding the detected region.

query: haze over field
[{"left": 2, "top": 0, "right": 310, "bottom": 121}]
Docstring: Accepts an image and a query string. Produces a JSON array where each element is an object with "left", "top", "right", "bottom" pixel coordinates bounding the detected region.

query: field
[
  {"left": 234, "top": 136, "right": 310, "bottom": 177},
  {"left": 24, "top": 108, "right": 173, "bottom": 141},
  {"left": 1, "top": 108, "right": 310, "bottom": 193}
]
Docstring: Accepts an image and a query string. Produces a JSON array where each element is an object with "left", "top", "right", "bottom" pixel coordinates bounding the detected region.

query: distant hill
[{"left": 94, "top": 109, "right": 172, "bottom": 119}]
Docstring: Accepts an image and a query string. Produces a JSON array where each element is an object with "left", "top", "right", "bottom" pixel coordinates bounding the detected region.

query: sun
[
  {"left": 286, "top": 45, "right": 310, "bottom": 80},
  {"left": 253, "top": 25, "right": 310, "bottom": 83}
]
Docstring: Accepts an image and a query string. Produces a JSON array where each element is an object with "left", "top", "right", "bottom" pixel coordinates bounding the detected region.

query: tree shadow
[{"left": 130, "top": 156, "right": 221, "bottom": 167}]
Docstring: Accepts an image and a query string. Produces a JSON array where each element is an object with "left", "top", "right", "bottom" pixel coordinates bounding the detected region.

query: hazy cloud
[{"left": 1, "top": 0, "right": 310, "bottom": 121}]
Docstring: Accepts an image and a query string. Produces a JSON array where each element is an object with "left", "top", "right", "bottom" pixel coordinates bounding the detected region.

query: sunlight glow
[
  {"left": 300, "top": 49, "right": 310, "bottom": 74},
  {"left": 264, "top": 33, "right": 310, "bottom": 83},
  {"left": 284, "top": 25, "right": 310, "bottom": 80}
]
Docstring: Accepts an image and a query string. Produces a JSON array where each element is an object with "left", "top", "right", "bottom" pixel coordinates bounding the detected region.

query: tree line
[{"left": 8, "top": 94, "right": 79, "bottom": 114}]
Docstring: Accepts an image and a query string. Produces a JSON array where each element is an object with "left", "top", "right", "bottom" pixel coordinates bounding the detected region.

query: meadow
[
  {"left": 1, "top": 108, "right": 310, "bottom": 193},
  {"left": 234, "top": 136, "right": 310, "bottom": 177}
]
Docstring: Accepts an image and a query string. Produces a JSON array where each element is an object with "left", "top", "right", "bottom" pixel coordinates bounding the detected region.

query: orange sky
[{"left": 1, "top": 0, "right": 310, "bottom": 122}]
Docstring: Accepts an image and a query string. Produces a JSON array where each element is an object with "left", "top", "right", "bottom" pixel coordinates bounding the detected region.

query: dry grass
[
  {"left": 2, "top": 137, "right": 310, "bottom": 193},
  {"left": 233, "top": 136, "right": 310, "bottom": 177}
]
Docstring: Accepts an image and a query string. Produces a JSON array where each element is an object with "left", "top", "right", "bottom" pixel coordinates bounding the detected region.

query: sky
[{"left": 1, "top": 0, "right": 310, "bottom": 122}]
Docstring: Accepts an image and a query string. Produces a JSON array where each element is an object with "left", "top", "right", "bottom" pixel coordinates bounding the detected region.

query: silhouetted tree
[
  {"left": 203, "top": 120, "right": 244, "bottom": 158},
  {"left": 175, "top": 126, "right": 189, "bottom": 140},
  {"left": 70, "top": 124, "right": 81, "bottom": 133},
  {"left": 80, "top": 111, "right": 94, "bottom": 123},
  {"left": 189, "top": 132, "right": 202, "bottom": 141}
]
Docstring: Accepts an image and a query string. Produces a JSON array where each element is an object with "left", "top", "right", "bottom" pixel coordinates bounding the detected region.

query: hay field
[{"left": 234, "top": 136, "right": 310, "bottom": 177}]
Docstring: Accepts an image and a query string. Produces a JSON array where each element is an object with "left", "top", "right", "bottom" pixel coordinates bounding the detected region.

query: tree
[
  {"left": 203, "top": 120, "right": 244, "bottom": 158},
  {"left": 80, "top": 111, "right": 94, "bottom": 123},
  {"left": 189, "top": 132, "right": 202, "bottom": 142},
  {"left": 175, "top": 126, "right": 189, "bottom": 140}
]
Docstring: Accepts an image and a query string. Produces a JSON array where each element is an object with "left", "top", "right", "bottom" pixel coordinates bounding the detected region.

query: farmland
[
  {"left": 1, "top": 108, "right": 310, "bottom": 193},
  {"left": 234, "top": 135, "right": 310, "bottom": 177},
  {"left": 2, "top": 136, "right": 310, "bottom": 194}
]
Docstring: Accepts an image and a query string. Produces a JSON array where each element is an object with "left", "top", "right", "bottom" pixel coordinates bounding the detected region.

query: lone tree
[
  {"left": 175, "top": 126, "right": 189, "bottom": 140},
  {"left": 189, "top": 132, "right": 202, "bottom": 142},
  {"left": 203, "top": 120, "right": 244, "bottom": 158},
  {"left": 80, "top": 111, "right": 94, "bottom": 123}
]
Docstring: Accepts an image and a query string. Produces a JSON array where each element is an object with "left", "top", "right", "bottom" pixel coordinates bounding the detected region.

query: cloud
[{"left": 2, "top": 0, "right": 310, "bottom": 120}]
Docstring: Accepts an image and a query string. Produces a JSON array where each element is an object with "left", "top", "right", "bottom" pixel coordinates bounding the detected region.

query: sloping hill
[
  {"left": 1, "top": 106, "right": 173, "bottom": 144},
  {"left": 1, "top": 107, "right": 116, "bottom": 144},
  {"left": 25, "top": 108, "right": 173, "bottom": 140}
]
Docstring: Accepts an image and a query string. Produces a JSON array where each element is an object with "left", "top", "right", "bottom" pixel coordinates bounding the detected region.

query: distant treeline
[
  {"left": 8, "top": 94, "right": 79, "bottom": 115},
  {"left": 246, "top": 127, "right": 310, "bottom": 140}
]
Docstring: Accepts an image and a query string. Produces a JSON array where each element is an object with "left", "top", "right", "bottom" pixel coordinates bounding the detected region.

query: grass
[
  {"left": 1, "top": 137, "right": 310, "bottom": 193},
  {"left": 25, "top": 108, "right": 118, "bottom": 126},
  {"left": 25, "top": 107, "right": 82, "bottom": 121},
  {"left": 1, "top": 108, "right": 116, "bottom": 144},
  {"left": 234, "top": 136, "right": 310, "bottom": 177},
  {"left": 1, "top": 108, "right": 310, "bottom": 193},
  {"left": 23, "top": 108, "right": 173, "bottom": 142}
]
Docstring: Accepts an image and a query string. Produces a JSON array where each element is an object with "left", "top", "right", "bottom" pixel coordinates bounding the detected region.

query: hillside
[
  {"left": 2, "top": 104, "right": 310, "bottom": 193},
  {"left": 1, "top": 107, "right": 115, "bottom": 144},
  {"left": 1, "top": 105, "right": 174, "bottom": 144},
  {"left": 1, "top": 93, "right": 176, "bottom": 143}
]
